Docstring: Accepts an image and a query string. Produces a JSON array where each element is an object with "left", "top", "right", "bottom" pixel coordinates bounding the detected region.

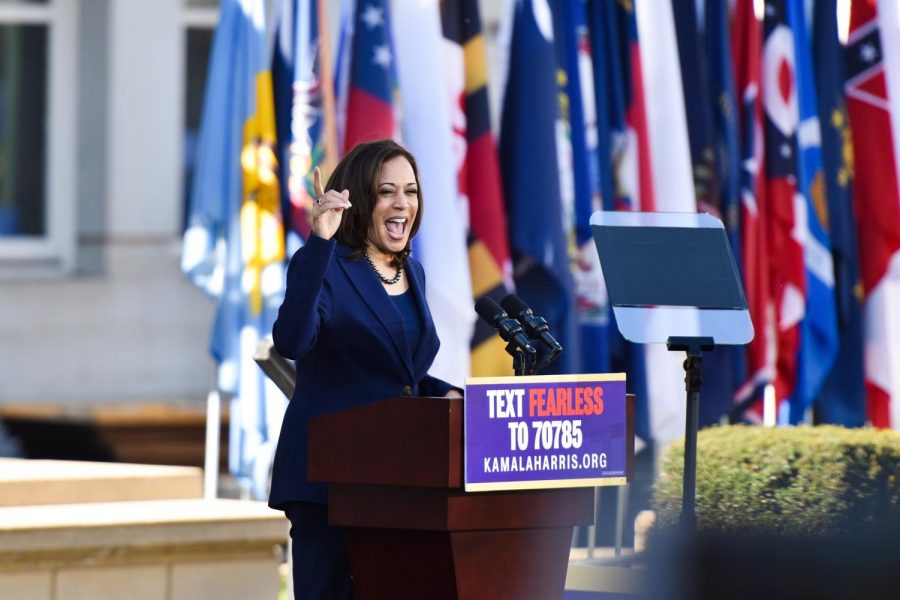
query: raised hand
[{"left": 310, "top": 166, "right": 351, "bottom": 240}]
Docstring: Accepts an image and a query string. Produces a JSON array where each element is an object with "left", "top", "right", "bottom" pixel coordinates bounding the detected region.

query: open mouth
[{"left": 385, "top": 217, "right": 408, "bottom": 241}]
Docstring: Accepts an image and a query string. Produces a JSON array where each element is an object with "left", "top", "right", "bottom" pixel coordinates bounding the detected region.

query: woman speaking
[{"left": 269, "top": 139, "right": 461, "bottom": 598}]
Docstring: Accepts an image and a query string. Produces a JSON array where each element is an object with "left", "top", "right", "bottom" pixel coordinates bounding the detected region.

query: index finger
[{"left": 313, "top": 167, "right": 325, "bottom": 199}]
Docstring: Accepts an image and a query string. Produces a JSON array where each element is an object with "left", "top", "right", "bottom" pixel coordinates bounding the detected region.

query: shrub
[{"left": 653, "top": 425, "right": 900, "bottom": 536}]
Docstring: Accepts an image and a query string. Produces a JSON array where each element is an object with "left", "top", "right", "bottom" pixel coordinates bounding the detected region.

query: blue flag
[
  {"left": 706, "top": 0, "right": 742, "bottom": 263},
  {"left": 585, "top": 1, "right": 614, "bottom": 213},
  {"left": 583, "top": 1, "right": 651, "bottom": 441},
  {"left": 811, "top": 0, "right": 865, "bottom": 426},
  {"left": 786, "top": 0, "right": 839, "bottom": 423},
  {"left": 272, "top": 0, "right": 334, "bottom": 255},
  {"left": 553, "top": 0, "right": 610, "bottom": 376},
  {"left": 672, "top": 0, "right": 717, "bottom": 214},
  {"left": 182, "top": 0, "right": 286, "bottom": 499},
  {"left": 500, "top": 0, "right": 576, "bottom": 375},
  {"left": 695, "top": 0, "right": 747, "bottom": 426}
]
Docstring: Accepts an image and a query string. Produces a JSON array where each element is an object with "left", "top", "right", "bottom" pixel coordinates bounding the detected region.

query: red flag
[
  {"left": 846, "top": 0, "right": 900, "bottom": 428},
  {"left": 625, "top": 6, "right": 655, "bottom": 212},
  {"left": 341, "top": 0, "right": 399, "bottom": 152},
  {"left": 733, "top": 0, "right": 775, "bottom": 416}
]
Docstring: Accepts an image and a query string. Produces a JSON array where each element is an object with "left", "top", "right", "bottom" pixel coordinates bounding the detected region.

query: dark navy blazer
[{"left": 268, "top": 234, "right": 455, "bottom": 508}]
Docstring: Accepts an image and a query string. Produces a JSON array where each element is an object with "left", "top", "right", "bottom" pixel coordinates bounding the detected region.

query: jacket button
[{"left": 403, "top": 385, "right": 413, "bottom": 396}]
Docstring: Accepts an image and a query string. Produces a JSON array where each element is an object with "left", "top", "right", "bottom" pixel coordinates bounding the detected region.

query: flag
[
  {"left": 696, "top": 0, "right": 747, "bottom": 426},
  {"left": 339, "top": 0, "right": 399, "bottom": 152},
  {"left": 635, "top": 0, "right": 696, "bottom": 445},
  {"left": 785, "top": 0, "right": 838, "bottom": 423},
  {"left": 181, "top": 0, "right": 286, "bottom": 499},
  {"left": 440, "top": 0, "right": 515, "bottom": 377},
  {"left": 761, "top": 0, "right": 806, "bottom": 421},
  {"left": 393, "top": 0, "right": 474, "bottom": 386},
  {"left": 554, "top": 0, "right": 609, "bottom": 376},
  {"left": 442, "top": 0, "right": 514, "bottom": 377},
  {"left": 272, "top": 0, "right": 338, "bottom": 254},
  {"left": 811, "top": 0, "right": 865, "bottom": 426},
  {"left": 585, "top": 1, "right": 615, "bottom": 213},
  {"left": 732, "top": 0, "right": 775, "bottom": 419},
  {"left": 620, "top": 3, "right": 655, "bottom": 214},
  {"left": 500, "top": 0, "right": 576, "bottom": 375},
  {"left": 582, "top": 0, "right": 653, "bottom": 442},
  {"left": 588, "top": 1, "right": 654, "bottom": 213},
  {"left": 845, "top": 0, "right": 900, "bottom": 428},
  {"left": 672, "top": 0, "right": 718, "bottom": 215}
]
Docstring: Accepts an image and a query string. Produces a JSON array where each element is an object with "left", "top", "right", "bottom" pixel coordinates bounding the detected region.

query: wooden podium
[{"left": 309, "top": 395, "right": 632, "bottom": 599}]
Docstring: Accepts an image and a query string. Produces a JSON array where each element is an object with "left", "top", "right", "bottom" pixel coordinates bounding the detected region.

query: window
[
  {"left": 0, "top": 0, "right": 77, "bottom": 270},
  {"left": 0, "top": 21, "right": 47, "bottom": 237}
]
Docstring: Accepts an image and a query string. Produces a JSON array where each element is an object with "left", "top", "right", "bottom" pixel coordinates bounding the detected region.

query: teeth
[{"left": 387, "top": 218, "right": 407, "bottom": 223}]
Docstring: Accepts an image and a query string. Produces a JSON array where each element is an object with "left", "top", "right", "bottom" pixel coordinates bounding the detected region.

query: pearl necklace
[{"left": 364, "top": 251, "right": 403, "bottom": 285}]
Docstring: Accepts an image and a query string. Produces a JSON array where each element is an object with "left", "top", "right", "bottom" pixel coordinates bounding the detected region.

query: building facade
[{"left": 0, "top": 0, "right": 506, "bottom": 408}]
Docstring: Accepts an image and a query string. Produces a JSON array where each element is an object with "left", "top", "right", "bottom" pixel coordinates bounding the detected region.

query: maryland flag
[
  {"left": 182, "top": 0, "right": 286, "bottom": 499},
  {"left": 441, "top": 0, "right": 515, "bottom": 376}
]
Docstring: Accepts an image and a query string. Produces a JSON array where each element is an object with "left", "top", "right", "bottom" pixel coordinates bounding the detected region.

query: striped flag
[
  {"left": 732, "top": 0, "right": 775, "bottom": 418},
  {"left": 181, "top": 0, "right": 286, "bottom": 499},
  {"left": 811, "top": 0, "right": 866, "bottom": 426},
  {"left": 762, "top": 0, "right": 805, "bottom": 420},
  {"left": 272, "top": 0, "right": 338, "bottom": 254},
  {"left": 845, "top": 0, "right": 900, "bottom": 428},
  {"left": 785, "top": 0, "right": 838, "bottom": 423},
  {"left": 440, "top": 0, "right": 515, "bottom": 377},
  {"left": 394, "top": 0, "right": 474, "bottom": 385}
]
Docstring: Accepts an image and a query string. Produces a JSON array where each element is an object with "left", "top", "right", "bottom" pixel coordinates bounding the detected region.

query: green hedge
[{"left": 653, "top": 425, "right": 900, "bottom": 536}]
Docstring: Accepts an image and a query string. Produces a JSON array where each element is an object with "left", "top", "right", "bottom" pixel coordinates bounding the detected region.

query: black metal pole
[{"left": 680, "top": 352, "right": 703, "bottom": 530}]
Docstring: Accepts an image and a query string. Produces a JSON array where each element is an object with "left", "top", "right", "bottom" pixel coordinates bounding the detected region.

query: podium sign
[{"left": 464, "top": 374, "right": 629, "bottom": 492}]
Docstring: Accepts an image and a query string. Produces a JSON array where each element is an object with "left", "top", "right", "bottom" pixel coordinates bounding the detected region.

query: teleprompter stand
[
  {"left": 590, "top": 211, "right": 754, "bottom": 528},
  {"left": 666, "top": 336, "right": 715, "bottom": 528}
]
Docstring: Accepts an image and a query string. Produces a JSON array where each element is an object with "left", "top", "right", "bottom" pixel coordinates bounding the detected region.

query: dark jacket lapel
[
  {"left": 406, "top": 258, "right": 440, "bottom": 377},
  {"left": 335, "top": 245, "right": 414, "bottom": 380}
]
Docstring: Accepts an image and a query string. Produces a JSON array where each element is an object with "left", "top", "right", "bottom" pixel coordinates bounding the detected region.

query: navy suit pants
[{"left": 285, "top": 502, "right": 352, "bottom": 600}]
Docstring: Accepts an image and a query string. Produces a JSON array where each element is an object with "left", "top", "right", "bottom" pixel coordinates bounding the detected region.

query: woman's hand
[
  {"left": 310, "top": 166, "right": 351, "bottom": 240},
  {"left": 444, "top": 389, "right": 463, "bottom": 399}
]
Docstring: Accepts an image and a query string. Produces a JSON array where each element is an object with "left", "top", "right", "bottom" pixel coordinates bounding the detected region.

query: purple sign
[{"left": 464, "top": 374, "right": 629, "bottom": 492}]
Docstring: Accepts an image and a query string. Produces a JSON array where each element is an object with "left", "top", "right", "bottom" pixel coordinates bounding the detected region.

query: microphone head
[
  {"left": 500, "top": 294, "right": 530, "bottom": 318},
  {"left": 475, "top": 297, "right": 506, "bottom": 324}
]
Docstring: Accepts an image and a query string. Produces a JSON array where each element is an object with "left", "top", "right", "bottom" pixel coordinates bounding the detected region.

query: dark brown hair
[{"left": 327, "top": 139, "right": 423, "bottom": 266}]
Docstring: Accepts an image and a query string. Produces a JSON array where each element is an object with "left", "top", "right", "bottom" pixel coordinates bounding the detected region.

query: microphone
[
  {"left": 500, "top": 294, "right": 562, "bottom": 368},
  {"left": 474, "top": 298, "right": 536, "bottom": 355}
]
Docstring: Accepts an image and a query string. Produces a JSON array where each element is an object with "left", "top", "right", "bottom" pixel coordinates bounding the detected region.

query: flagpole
[
  {"left": 203, "top": 389, "right": 221, "bottom": 499},
  {"left": 317, "top": 0, "right": 338, "bottom": 172}
]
